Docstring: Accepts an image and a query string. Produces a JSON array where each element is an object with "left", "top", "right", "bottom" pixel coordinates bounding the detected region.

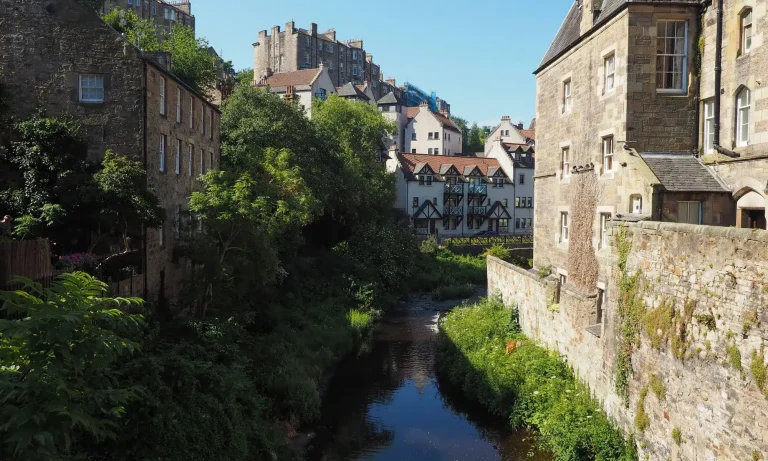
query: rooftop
[
  {"left": 256, "top": 68, "right": 321, "bottom": 89},
  {"left": 397, "top": 153, "right": 505, "bottom": 181},
  {"left": 640, "top": 152, "right": 728, "bottom": 192}
]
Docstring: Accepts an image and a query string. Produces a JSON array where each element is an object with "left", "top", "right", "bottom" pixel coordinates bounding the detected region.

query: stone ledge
[
  {"left": 487, "top": 256, "right": 543, "bottom": 283},
  {"left": 611, "top": 220, "right": 768, "bottom": 243}
]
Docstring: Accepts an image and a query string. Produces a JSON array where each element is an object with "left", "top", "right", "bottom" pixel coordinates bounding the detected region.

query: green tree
[
  {"left": 101, "top": 8, "right": 159, "bottom": 51},
  {"left": 467, "top": 122, "right": 484, "bottom": 152},
  {"left": 162, "top": 24, "right": 219, "bottom": 95},
  {"left": 234, "top": 68, "right": 254, "bottom": 87},
  {"left": 0, "top": 273, "right": 145, "bottom": 460},
  {"left": 450, "top": 116, "right": 469, "bottom": 152}
]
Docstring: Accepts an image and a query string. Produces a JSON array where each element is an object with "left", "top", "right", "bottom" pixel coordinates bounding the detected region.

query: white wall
[
  {"left": 381, "top": 106, "right": 408, "bottom": 152},
  {"left": 486, "top": 140, "right": 535, "bottom": 233},
  {"left": 484, "top": 118, "right": 528, "bottom": 154},
  {"left": 404, "top": 109, "right": 462, "bottom": 155}
]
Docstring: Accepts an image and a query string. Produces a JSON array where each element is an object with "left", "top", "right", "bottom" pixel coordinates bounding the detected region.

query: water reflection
[{"left": 305, "top": 305, "right": 551, "bottom": 461}]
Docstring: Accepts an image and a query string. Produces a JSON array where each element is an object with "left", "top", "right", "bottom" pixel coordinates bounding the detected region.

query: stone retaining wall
[{"left": 488, "top": 221, "right": 768, "bottom": 460}]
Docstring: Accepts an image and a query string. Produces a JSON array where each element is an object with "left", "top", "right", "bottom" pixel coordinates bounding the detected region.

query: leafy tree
[
  {"left": 93, "top": 150, "right": 162, "bottom": 250},
  {"left": 234, "top": 68, "right": 254, "bottom": 87},
  {"left": 0, "top": 273, "right": 145, "bottom": 460},
  {"left": 450, "top": 116, "right": 469, "bottom": 152},
  {"left": 162, "top": 24, "right": 219, "bottom": 95},
  {"left": 101, "top": 8, "right": 159, "bottom": 51},
  {"left": 467, "top": 123, "right": 485, "bottom": 153}
]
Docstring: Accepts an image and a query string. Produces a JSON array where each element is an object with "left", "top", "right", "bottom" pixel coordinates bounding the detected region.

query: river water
[{"left": 304, "top": 295, "right": 551, "bottom": 461}]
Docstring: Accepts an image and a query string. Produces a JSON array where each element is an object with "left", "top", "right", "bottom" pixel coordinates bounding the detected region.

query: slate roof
[
  {"left": 257, "top": 68, "right": 321, "bottom": 89},
  {"left": 639, "top": 153, "right": 728, "bottom": 192},
  {"left": 377, "top": 91, "right": 404, "bottom": 105},
  {"left": 336, "top": 82, "right": 369, "bottom": 100},
  {"left": 397, "top": 153, "right": 505, "bottom": 181}
]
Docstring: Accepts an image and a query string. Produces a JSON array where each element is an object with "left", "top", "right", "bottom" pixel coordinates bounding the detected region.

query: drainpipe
[{"left": 713, "top": 0, "right": 739, "bottom": 158}]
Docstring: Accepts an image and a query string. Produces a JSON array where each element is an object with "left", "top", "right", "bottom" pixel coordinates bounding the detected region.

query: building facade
[
  {"left": 484, "top": 116, "right": 535, "bottom": 154},
  {"left": 378, "top": 92, "right": 409, "bottom": 155},
  {"left": 1, "top": 0, "right": 220, "bottom": 303},
  {"left": 387, "top": 151, "right": 535, "bottom": 236},
  {"left": 101, "top": 0, "right": 194, "bottom": 34},
  {"left": 404, "top": 102, "right": 463, "bottom": 156},
  {"left": 253, "top": 22, "right": 389, "bottom": 100},
  {"left": 485, "top": 140, "right": 536, "bottom": 233},
  {"left": 254, "top": 67, "right": 336, "bottom": 118}
]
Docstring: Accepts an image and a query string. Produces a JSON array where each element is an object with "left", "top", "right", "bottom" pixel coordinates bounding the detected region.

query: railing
[
  {"left": 468, "top": 185, "right": 487, "bottom": 195},
  {"left": 467, "top": 206, "right": 487, "bottom": 215},
  {"left": 414, "top": 228, "right": 431, "bottom": 236},
  {"left": 443, "top": 205, "right": 463, "bottom": 216},
  {"left": 444, "top": 183, "right": 464, "bottom": 194},
  {"left": 443, "top": 234, "right": 534, "bottom": 247}
]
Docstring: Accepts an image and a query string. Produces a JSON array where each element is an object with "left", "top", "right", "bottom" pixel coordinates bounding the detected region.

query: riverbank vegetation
[{"left": 437, "top": 298, "right": 638, "bottom": 460}]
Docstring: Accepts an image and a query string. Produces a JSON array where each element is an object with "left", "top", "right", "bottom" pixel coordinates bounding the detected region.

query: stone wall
[{"left": 489, "top": 220, "right": 768, "bottom": 460}]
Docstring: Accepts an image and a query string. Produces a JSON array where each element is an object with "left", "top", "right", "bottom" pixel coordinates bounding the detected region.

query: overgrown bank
[{"left": 437, "top": 298, "right": 638, "bottom": 460}]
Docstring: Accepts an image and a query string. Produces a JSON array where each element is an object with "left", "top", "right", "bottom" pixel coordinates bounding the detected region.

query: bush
[
  {"left": 484, "top": 243, "right": 510, "bottom": 261},
  {"left": 437, "top": 298, "right": 637, "bottom": 460},
  {"left": 420, "top": 235, "right": 439, "bottom": 255},
  {"left": 409, "top": 248, "right": 487, "bottom": 292},
  {"left": 432, "top": 283, "right": 476, "bottom": 301}
]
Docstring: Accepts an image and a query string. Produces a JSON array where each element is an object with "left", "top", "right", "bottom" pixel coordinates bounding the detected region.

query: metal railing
[
  {"left": 414, "top": 228, "right": 431, "bottom": 236},
  {"left": 467, "top": 206, "right": 487, "bottom": 215},
  {"left": 443, "top": 205, "right": 463, "bottom": 215},
  {"left": 443, "top": 233, "right": 534, "bottom": 247},
  {"left": 443, "top": 183, "right": 464, "bottom": 194},
  {"left": 468, "top": 184, "right": 487, "bottom": 195}
]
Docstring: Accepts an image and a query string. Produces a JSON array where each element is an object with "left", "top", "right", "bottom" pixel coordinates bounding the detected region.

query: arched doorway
[{"left": 733, "top": 184, "right": 767, "bottom": 229}]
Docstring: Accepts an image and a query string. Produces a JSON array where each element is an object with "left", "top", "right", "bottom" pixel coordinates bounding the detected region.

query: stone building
[
  {"left": 254, "top": 66, "right": 336, "bottom": 118},
  {"left": 0, "top": 0, "right": 220, "bottom": 303},
  {"left": 403, "top": 102, "right": 463, "bottom": 156},
  {"left": 378, "top": 91, "right": 409, "bottom": 155},
  {"left": 101, "top": 0, "right": 194, "bottom": 34},
  {"left": 253, "top": 22, "right": 393, "bottom": 100},
  {"left": 386, "top": 152, "right": 521, "bottom": 236}
]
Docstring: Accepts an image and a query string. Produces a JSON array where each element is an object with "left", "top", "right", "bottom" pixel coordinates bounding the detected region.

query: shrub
[
  {"left": 649, "top": 374, "right": 666, "bottom": 400},
  {"left": 728, "top": 344, "right": 743, "bottom": 371},
  {"left": 484, "top": 243, "right": 510, "bottom": 261},
  {"left": 634, "top": 387, "right": 650, "bottom": 432},
  {"left": 751, "top": 349, "right": 767, "bottom": 392},
  {"left": 0, "top": 273, "right": 145, "bottom": 459},
  {"left": 437, "top": 298, "right": 637, "bottom": 460},
  {"left": 420, "top": 235, "right": 439, "bottom": 255},
  {"left": 671, "top": 427, "right": 682, "bottom": 445},
  {"left": 432, "top": 283, "right": 475, "bottom": 301}
]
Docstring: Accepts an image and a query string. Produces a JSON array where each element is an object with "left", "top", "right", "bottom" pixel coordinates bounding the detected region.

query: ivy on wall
[{"left": 567, "top": 172, "right": 600, "bottom": 292}]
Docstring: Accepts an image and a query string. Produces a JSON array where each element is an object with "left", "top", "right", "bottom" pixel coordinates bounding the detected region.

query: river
[{"left": 304, "top": 294, "right": 551, "bottom": 461}]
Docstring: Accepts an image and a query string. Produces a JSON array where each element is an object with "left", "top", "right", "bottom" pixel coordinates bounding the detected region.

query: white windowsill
[{"left": 599, "top": 171, "right": 616, "bottom": 181}]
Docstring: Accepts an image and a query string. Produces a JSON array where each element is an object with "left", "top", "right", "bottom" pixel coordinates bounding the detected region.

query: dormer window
[{"left": 418, "top": 175, "right": 434, "bottom": 186}]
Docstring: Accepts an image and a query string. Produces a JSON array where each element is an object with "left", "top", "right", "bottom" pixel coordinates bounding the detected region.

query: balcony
[
  {"left": 414, "top": 228, "right": 431, "bottom": 236},
  {"left": 444, "top": 183, "right": 464, "bottom": 195},
  {"left": 443, "top": 205, "right": 463, "bottom": 216},
  {"left": 468, "top": 184, "right": 488, "bottom": 195},
  {"left": 467, "top": 206, "right": 487, "bottom": 216}
]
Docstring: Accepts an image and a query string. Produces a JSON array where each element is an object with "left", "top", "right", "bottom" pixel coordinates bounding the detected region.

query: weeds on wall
[{"left": 615, "top": 225, "right": 645, "bottom": 405}]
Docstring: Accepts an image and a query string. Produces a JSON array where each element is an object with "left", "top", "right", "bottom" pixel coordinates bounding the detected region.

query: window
[
  {"left": 515, "top": 197, "right": 520, "bottom": 207},
  {"left": 314, "top": 88, "right": 327, "bottom": 100},
  {"left": 176, "top": 88, "right": 181, "bottom": 123},
  {"left": 561, "top": 148, "right": 570, "bottom": 178},
  {"left": 328, "top": 45, "right": 333, "bottom": 54},
  {"left": 209, "top": 111, "right": 213, "bottom": 140},
  {"left": 503, "top": 198, "right": 508, "bottom": 207},
  {"left": 411, "top": 132, "right": 417, "bottom": 140},
  {"left": 678, "top": 201, "right": 702, "bottom": 224},
  {"left": 328, "top": 61, "right": 333, "bottom": 70},
  {"left": 353, "top": 50, "right": 359, "bottom": 60},
  {"left": 411, "top": 149, "right": 416, "bottom": 154},
  {"left": 599, "top": 213, "right": 610, "bottom": 249},
  {"left": 493, "top": 178, "right": 504, "bottom": 188},
  {"left": 305, "top": 36, "right": 310, "bottom": 47},
  {"left": 737, "top": 87, "right": 751, "bottom": 146},
  {"left": 189, "top": 96, "right": 194, "bottom": 129},
  {"left": 209, "top": 151, "right": 214, "bottom": 171},
  {"left": 318, "top": 42, "right": 323, "bottom": 52},
  {"left": 703, "top": 100, "right": 714, "bottom": 153},
  {"left": 158, "top": 219, "right": 164, "bottom": 246},
  {"left": 175, "top": 139, "right": 181, "bottom": 174},
  {"left": 519, "top": 174, "right": 525, "bottom": 185},
  {"left": 305, "top": 54, "right": 310, "bottom": 66},
  {"left": 152, "top": 3, "right": 156, "bottom": 15},
  {"left": 560, "top": 212, "right": 569, "bottom": 242},
  {"left": 602, "top": 136, "right": 614, "bottom": 172},
  {"left": 527, "top": 197, "right": 532, "bottom": 208},
  {"left": 596, "top": 287, "right": 605, "bottom": 324},
  {"left": 604, "top": 54, "right": 615, "bottom": 91},
  {"left": 516, "top": 218, "right": 522, "bottom": 229},
  {"left": 159, "top": 77, "right": 166, "bottom": 115},
  {"left": 200, "top": 149, "right": 205, "bottom": 174},
  {"left": 164, "top": 7, "right": 169, "bottom": 19},
  {"left": 159, "top": 135, "right": 166, "bottom": 172},
  {"left": 79, "top": 74, "right": 104, "bottom": 102},
  {"left": 428, "top": 148, "right": 433, "bottom": 154},
  {"left": 188, "top": 144, "right": 193, "bottom": 176},
  {"left": 631, "top": 195, "right": 642, "bottom": 214},
  {"left": 412, "top": 197, "right": 419, "bottom": 207},
  {"left": 563, "top": 79, "right": 572, "bottom": 112},
  {"left": 435, "top": 132, "right": 440, "bottom": 140},
  {"left": 742, "top": 9, "right": 753, "bottom": 54},
  {"left": 200, "top": 105, "right": 205, "bottom": 134},
  {"left": 656, "top": 21, "right": 688, "bottom": 92},
  {"left": 418, "top": 175, "right": 433, "bottom": 186},
  {"left": 352, "top": 65, "right": 359, "bottom": 76},
  {"left": 527, "top": 218, "right": 532, "bottom": 228},
  {"left": 499, "top": 218, "right": 509, "bottom": 230},
  {"left": 428, "top": 132, "right": 434, "bottom": 140}
]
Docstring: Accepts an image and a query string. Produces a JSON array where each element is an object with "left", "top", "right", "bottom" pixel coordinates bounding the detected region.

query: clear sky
[{"left": 193, "top": 0, "right": 568, "bottom": 127}]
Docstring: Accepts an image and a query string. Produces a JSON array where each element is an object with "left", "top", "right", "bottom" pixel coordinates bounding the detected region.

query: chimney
[
  {"left": 386, "top": 78, "right": 396, "bottom": 87},
  {"left": 311, "top": 23, "right": 318, "bottom": 36},
  {"left": 517, "top": 122, "right": 524, "bottom": 129},
  {"left": 501, "top": 115, "right": 510, "bottom": 121},
  {"left": 258, "top": 29, "right": 268, "bottom": 43},
  {"left": 419, "top": 101, "right": 429, "bottom": 108},
  {"left": 366, "top": 53, "right": 373, "bottom": 63},
  {"left": 440, "top": 109, "right": 449, "bottom": 117},
  {"left": 285, "top": 21, "right": 295, "bottom": 34},
  {"left": 271, "top": 25, "right": 281, "bottom": 38},
  {"left": 145, "top": 51, "right": 172, "bottom": 72},
  {"left": 325, "top": 28, "right": 336, "bottom": 41}
]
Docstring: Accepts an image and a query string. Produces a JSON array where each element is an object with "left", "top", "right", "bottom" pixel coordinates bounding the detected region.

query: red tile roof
[
  {"left": 258, "top": 68, "right": 321, "bottom": 88},
  {"left": 397, "top": 153, "right": 502, "bottom": 180},
  {"left": 406, "top": 107, "right": 420, "bottom": 119},
  {"left": 520, "top": 129, "right": 535, "bottom": 141}
]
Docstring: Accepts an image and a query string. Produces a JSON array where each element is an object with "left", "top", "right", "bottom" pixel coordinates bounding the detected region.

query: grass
[
  {"left": 672, "top": 427, "right": 682, "bottom": 445},
  {"left": 649, "top": 374, "right": 666, "bottom": 400},
  {"left": 437, "top": 297, "right": 637, "bottom": 461},
  {"left": 409, "top": 248, "right": 487, "bottom": 292},
  {"left": 634, "top": 387, "right": 650, "bottom": 432},
  {"left": 432, "top": 283, "right": 476, "bottom": 301}
]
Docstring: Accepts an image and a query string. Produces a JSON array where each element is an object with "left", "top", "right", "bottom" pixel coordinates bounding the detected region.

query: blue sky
[{"left": 193, "top": 0, "right": 567, "bottom": 127}]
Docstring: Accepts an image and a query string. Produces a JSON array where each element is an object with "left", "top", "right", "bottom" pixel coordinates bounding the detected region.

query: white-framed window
[
  {"left": 656, "top": 20, "right": 688, "bottom": 92},
  {"left": 305, "top": 36, "right": 310, "bottom": 47},
  {"left": 78, "top": 74, "right": 104, "bottom": 103},
  {"left": 561, "top": 147, "right": 570, "bottom": 178},
  {"left": 737, "top": 87, "right": 751, "bottom": 146},
  {"left": 560, "top": 212, "right": 569, "bottom": 242},
  {"left": 151, "top": 3, "right": 156, "bottom": 14},
  {"left": 703, "top": 100, "right": 714, "bottom": 153},
  {"left": 175, "top": 139, "right": 181, "bottom": 174},
  {"left": 527, "top": 197, "right": 532, "bottom": 207},
  {"left": 352, "top": 65, "right": 359, "bottom": 76},
  {"left": 159, "top": 134, "right": 166, "bottom": 172},
  {"left": 188, "top": 144, "right": 193, "bottom": 176},
  {"left": 631, "top": 194, "right": 642, "bottom": 214},
  {"left": 599, "top": 213, "right": 610, "bottom": 249},
  {"left": 678, "top": 201, "right": 702, "bottom": 224},
  {"left": 563, "top": 79, "right": 572, "bottom": 112},
  {"left": 176, "top": 87, "right": 181, "bottom": 123},
  {"left": 189, "top": 96, "right": 194, "bottom": 129},
  {"left": 418, "top": 175, "right": 433, "bottom": 186},
  {"left": 604, "top": 54, "right": 615, "bottom": 91},
  {"left": 742, "top": 9, "right": 753, "bottom": 54},
  {"left": 164, "top": 7, "right": 169, "bottom": 19},
  {"left": 428, "top": 148, "right": 433, "bottom": 154},
  {"left": 159, "top": 77, "right": 166, "bottom": 115},
  {"left": 602, "top": 136, "right": 614, "bottom": 172}
]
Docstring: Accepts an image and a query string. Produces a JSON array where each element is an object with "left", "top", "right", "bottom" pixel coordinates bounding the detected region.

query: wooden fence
[{"left": 0, "top": 239, "right": 52, "bottom": 288}]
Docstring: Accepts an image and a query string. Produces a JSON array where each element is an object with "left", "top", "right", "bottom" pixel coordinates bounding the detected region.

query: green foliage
[
  {"left": 751, "top": 348, "right": 767, "bottom": 394},
  {"left": 101, "top": 8, "right": 159, "bottom": 51},
  {"left": 235, "top": 68, "right": 254, "bottom": 87},
  {"left": 409, "top": 248, "right": 487, "bottom": 292},
  {"left": 634, "top": 387, "right": 650, "bottom": 432},
  {"left": 649, "top": 374, "right": 666, "bottom": 400},
  {"left": 728, "top": 344, "right": 743, "bottom": 371},
  {"left": 484, "top": 243, "right": 511, "bottom": 261},
  {"left": 754, "top": 450, "right": 764, "bottom": 461},
  {"left": 0, "top": 273, "right": 145, "bottom": 460},
  {"left": 615, "top": 225, "right": 644, "bottom": 404},
  {"left": 420, "top": 235, "right": 439, "bottom": 255},
  {"left": 431, "top": 283, "right": 475, "bottom": 301},
  {"left": 694, "top": 311, "right": 717, "bottom": 330},
  {"left": 671, "top": 427, "right": 682, "bottom": 446},
  {"left": 163, "top": 24, "right": 219, "bottom": 95},
  {"left": 438, "top": 298, "right": 637, "bottom": 460},
  {"left": 538, "top": 264, "right": 553, "bottom": 278},
  {"left": 743, "top": 309, "right": 760, "bottom": 335}
]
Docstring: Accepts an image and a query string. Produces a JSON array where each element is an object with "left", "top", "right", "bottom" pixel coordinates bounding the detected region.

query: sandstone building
[
  {"left": 102, "top": 0, "right": 194, "bottom": 34},
  {"left": 1, "top": 0, "right": 220, "bottom": 303}
]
